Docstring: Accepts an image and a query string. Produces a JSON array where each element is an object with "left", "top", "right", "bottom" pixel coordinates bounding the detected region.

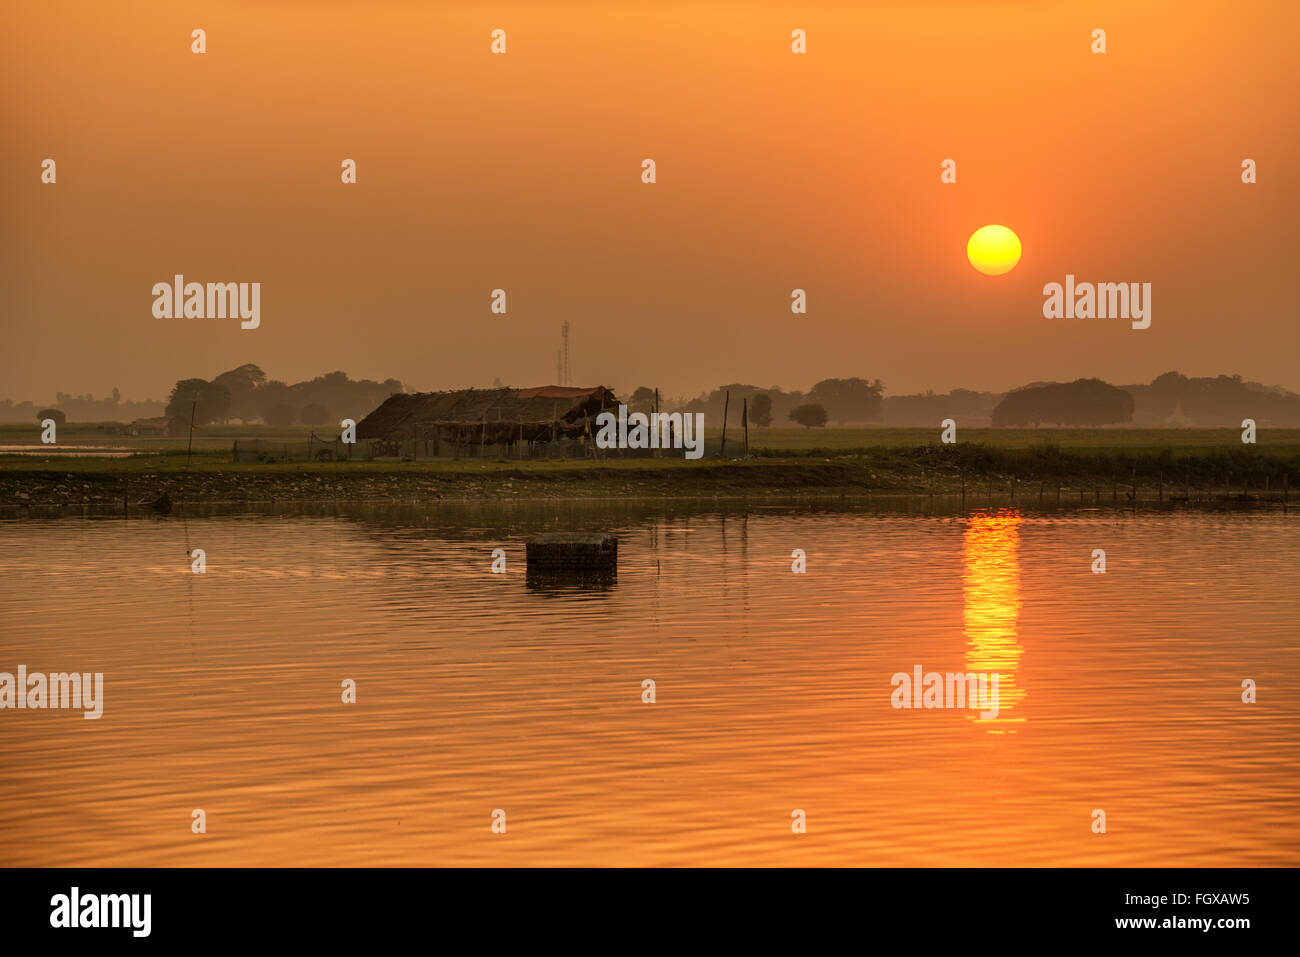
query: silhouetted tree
[
  {"left": 807, "top": 377, "right": 884, "bottom": 424},
  {"left": 212, "top": 363, "right": 267, "bottom": 422},
  {"left": 165, "top": 379, "right": 230, "bottom": 425},
  {"left": 789, "top": 403, "right": 829, "bottom": 428},
  {"left": 749, "top": 393, "right": 772, "bottom": 427},
  {"left": 628, "top": 386, "right": 656, "bottom": 414},
  {"left": 992, "top": 378, "right": 1133, "bottom": 426},
  {"left": 37, "top": 408, "right": 66, "bottom": 426}
]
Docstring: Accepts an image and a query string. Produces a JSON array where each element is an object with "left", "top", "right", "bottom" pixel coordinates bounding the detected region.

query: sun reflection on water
[{"left": 963, "top": 509, "right": 1027, "bottom": 731}]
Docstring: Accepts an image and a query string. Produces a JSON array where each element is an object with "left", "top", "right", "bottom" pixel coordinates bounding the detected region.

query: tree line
[{"left": 164, "top": 365, "right": 404, "bottom": 426}]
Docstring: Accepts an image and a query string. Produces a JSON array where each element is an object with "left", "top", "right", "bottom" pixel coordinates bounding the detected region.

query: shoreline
[{"left": 2, "top": 452, "right": 1295, "bottom": 511}]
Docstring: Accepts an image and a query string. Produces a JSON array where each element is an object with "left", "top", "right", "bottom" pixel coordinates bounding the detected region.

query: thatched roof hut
[{"left": 356, "top": 385, "right": 619, "bottom": 447}]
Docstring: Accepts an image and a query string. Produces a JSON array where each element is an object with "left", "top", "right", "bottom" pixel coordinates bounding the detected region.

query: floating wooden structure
[{"left": 526, "top": 532, "right": 618, "bottom": 573}]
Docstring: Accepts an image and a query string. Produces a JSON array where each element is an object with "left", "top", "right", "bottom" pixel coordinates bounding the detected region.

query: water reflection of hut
[{"left": 355, "top": 385, "right": 618, "bottom": 458}]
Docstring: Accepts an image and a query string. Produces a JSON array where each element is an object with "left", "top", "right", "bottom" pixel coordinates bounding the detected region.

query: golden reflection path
[{"left": 963, "top": 508, "right": 1026, "bottom": 731}]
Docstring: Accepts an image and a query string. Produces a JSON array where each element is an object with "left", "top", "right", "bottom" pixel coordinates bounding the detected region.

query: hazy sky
[{"left": 3, "top": 0, "right": 1297, "bottom": 403}]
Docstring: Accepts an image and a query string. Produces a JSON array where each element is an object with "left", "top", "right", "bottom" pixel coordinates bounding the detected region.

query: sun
[{"left": 967, "top": 225, "right": 1022, "bottom": 276}]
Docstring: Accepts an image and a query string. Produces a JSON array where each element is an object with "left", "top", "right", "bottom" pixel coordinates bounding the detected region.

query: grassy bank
[{"left": 2, "top": 436, "right": 1298, "bottom": 508}]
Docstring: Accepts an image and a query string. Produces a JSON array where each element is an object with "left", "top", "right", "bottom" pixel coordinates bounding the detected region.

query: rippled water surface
[{"left": 1, "top": 501, "right": 1296, "bottom": 865}]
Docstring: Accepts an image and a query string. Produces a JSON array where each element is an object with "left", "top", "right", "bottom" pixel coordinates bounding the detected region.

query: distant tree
[
  {"left": 749, "top": 393, "right": 772, "bottom": 427},
  {"left": 212, "top": 363, "right": 267, "bottom": 422},
  {"left": 263, "top": 403, "right": 297, "bottom": 427},
  {"left": 254, "top": 380, "right": 292, "bottom": 420},
  {"left": 299, "top": 402, "right": 331, "bottom": 425},
  {"left": 807, "top": 377, "right": 884, "bottom": 424},
  {"left": 37, "top": 408, "right": 66, "bottom": 427},
  {"left": 165, "top": 378, "right": 230, "bottom": 425},
  {"left": 788, "top": 403, "right": 829, "bottom": 429},
  {"left": 992, "top": 378, "right": 1133, "bottom": 427},
  {"left": 628, "top": 386, "right": 656, "bottom": 414}
]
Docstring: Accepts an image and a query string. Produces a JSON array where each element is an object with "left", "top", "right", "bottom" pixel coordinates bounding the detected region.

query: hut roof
[{"left": 356, "top": 385, "right": 618, "bottom": 441}]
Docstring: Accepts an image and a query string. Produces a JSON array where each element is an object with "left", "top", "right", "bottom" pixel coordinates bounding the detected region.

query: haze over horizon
[
  {"left": 4, "top": 1, "right": 1297, "bottom": 402},
  {"left": 4, "top": 361, "right": 1298, "bottom": 409}
]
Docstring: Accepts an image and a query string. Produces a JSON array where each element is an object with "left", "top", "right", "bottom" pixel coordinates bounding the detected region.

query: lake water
[{"left": 0, "top": 500, "right": 1296, "bottom": 866}]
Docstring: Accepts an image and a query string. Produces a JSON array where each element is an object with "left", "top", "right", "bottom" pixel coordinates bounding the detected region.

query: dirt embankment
[{"left": 1, "top": 446, "right": 1295, "bottom": 510}]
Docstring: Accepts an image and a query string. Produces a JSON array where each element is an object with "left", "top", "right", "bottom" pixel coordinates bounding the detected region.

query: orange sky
[{"left": 2, "top": 0, "right": 1297, "bottom": 402}]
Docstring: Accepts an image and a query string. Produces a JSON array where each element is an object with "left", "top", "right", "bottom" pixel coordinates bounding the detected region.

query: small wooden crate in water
[{"left": 526, "top": 533, "right": 618, "bottom": 572}]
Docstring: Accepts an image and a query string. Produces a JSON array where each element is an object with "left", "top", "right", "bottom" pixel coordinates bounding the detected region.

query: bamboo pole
[
  {"left": 743, "top": 397, "right": 749, "bottom": 456},
  {"left": 654, "top": 387, "right": 660, "bottom": 458},
  {"left": 185, "top": 401, "right": 197, "bottom": 468},
  {"left": 720, "top": 391, "right": 730, "bottom": 458}
]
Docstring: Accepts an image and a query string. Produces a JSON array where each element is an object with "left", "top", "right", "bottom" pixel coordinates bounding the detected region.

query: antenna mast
[{"left": 560, "top": 321, "right": 571, "bottom": 387}]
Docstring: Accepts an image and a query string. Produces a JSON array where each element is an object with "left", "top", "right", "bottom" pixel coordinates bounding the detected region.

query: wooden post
[
  {"left": 1158, "top": 471, "right": 1163, "bottom": 503},
  {"left": 743, "top": 397, "right": 749, "bottom": 456},
  {"left": 654, "top": 388, "right": 660, "bottom": 458},
  {"left": 233, "top": 439, "right": 238, "bottom": 463},
  {"left": 185, "top": 400, "right": 197, "bottom": 468},
  {"left": 412, "top": 424, "right": 417, "bottom": 462},
  {"left": 123, "top": 477, "right": 128, "bottom": 518},
  {"left": 720, "top": 391, "right": 730, "bottom": 458}
]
